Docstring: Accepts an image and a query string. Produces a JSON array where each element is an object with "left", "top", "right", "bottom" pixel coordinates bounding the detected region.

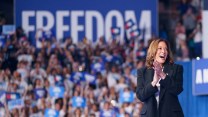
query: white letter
[
  {"left": 86, "top": 11, "right": 104, "bottom": 43},
  {"left": 139, "top": 10, "right": 151, "bottom": 46},
  {"left": 196, "top": 69, "right": 203, "bottom": 84},
  {"left": 203, "top": 69, "right": 208, "bottom": 83},
  {"left": 22, "top": 11, "right": 35, "bottom": 36},
  {"left": 71, "top": 11, "right": 84, "bottom": 43},
  {"left": 56, "top": 11, "right": 70, "bottom": 41},
  {"left": 105, "top": 10, "right": 124, "bottom": 43},
  {"left": 36, "top": 11, "right": 54, "bottom": 34}
]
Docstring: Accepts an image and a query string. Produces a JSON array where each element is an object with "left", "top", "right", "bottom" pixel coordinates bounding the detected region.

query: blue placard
[
  {"left": 91, "top": 62, "right": 105, "bottom": 73},
  {"left": 8, "top": 99, "right": 24, "bottom": 110},
  {"left": 111, "top": 27, "right": 121, "bottom": 36},
  {"left": 0, "top": 91, "right": 5, "bottom": 107},
  {"left": 72, "top": 96, "right": 86, "bottom": 108},
  {"left": 100, "top": 110, "right": 116, "bottom": 117},
  {"left": 44, "top": 108, "right": 59, "bottom": 117},
  {"left": 15, "top": 0, "right": 157, "bottom": 45},
  {"left": 69, "top": 72, "right": 84, "bottom": 84},
  {"left": 34, "top": 88, "right": 47, "bottom": 100},
  {"left": 6, "top": 92, "right": 21, "bottom": 101},
  {"left": 125, "top": 19, "right": 135, "bottom": 29},
  {"left": 192, "top": 59, "right": 208, "bottom": 95},
  {"left": 84, "top": 73, "right": 96, "bottom": 84},
  {"left": 0, "top": 35, "right": 6, "bottom": 47},
  {"left": 2, "top": 25, "right": 15, "bottom": 35},
  {"left": 49, "top": 86, "right": 65, "bottom": 98},
  {"left": 0, "top": 82, "right": 7, "bottom": 91},
  {"left": 54, "top": 75, "right": 64, "bottom": 86},
  {"left": 119, "top": 90, "right": 134, "bottom": 104}
]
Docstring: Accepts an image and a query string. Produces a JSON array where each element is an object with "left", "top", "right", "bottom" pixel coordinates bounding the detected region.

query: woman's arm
[{"left": 136, "top": 68, "right": 158, "bottom": 102}]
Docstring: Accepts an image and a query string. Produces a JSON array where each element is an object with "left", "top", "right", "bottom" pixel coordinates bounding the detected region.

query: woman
[{"left": 136, "top": 39, "right": 184, "bottom": 117}]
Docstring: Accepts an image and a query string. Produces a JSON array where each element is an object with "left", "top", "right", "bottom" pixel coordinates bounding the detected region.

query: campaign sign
[
  {"left": 15, "top": 0, "right": 157, "bottom": 45},
  {"left": 69, "top": 72, "right": 84, "bottom": 84},
  {"left": 49, "top": 86, "right": 65, "bottom": 98},
  {"left": 6, "top": 92, "right": 21, "bottom": 101},
  {"left": 83, "top": 73, "right": 96, "bottom": 85},
  {"left": 34, "top": 88, "right": 47, "bottom": 100},
  {"left": 119, "top": 90, "right": 134, "bottom": 104},
  {"left": 91, "top": 62, "right": 105, "bottom": 73},
  {"left": 0, "top": 91, "right": 5, "bottom": 107},
  {"left": 2, "top": 25, "right": 15, "bottom": 35},
  {"left": 0, "top": 35, "right": 6, "bottom": 47},
  {"left": 72, "top": 96, "right": 86, "bottom": 108},
  {"left": 30, "top": 113, "right": 42, "bottom": 117},
  {"left": 8, "top": 99, "right": 24, "bottom": 110},
  {"left": 192, "top": 59, "right": 208, "bottom": 95},
  {"left": 54, "top": 75, "right": 64, "bottom": 86},
  {"left": 44, "top": 108, "right": 59, "bottom": 117},
  {"left": 100, "top": 110, "right": 116, "bottom": 117},
  {"left": 0, "top": 82, "right": 7, "bottom": 91}
]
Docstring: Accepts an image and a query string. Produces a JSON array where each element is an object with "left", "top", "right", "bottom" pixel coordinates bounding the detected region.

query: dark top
[{"left": 136, "top": 63, "right": 184, "bottom": 117}]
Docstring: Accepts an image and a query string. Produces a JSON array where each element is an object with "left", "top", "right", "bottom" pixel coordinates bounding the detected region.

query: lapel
[
  {"left": 159, "top": 63, "right": 174, "bottom": 101},
  {"left": 144, "top": 68, "right": 154, "bottom": 84}
]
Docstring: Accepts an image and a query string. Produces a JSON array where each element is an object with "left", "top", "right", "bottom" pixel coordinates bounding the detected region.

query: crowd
[
  {"left": 159, "top": 0, "right": 202, "bottom": 61},
  {"left": 0, "top": 26, "right": 147, "bottom": 117}
]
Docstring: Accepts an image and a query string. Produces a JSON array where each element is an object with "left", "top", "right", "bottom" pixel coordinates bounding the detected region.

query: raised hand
[{"left": 153, "top": 60, "right": 166, "bottom": 79}]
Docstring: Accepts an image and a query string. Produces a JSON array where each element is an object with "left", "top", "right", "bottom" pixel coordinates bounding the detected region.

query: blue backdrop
[
  {"left": 178, "top": 61, "right": 208, "bottom": 117},
  {"left": 15, "top": 0, "right": 158, "bottom": 44}
]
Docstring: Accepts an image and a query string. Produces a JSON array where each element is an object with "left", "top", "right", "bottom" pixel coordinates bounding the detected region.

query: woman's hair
[{"left": 145, "top": 38, "right": 174, "bottom": 68}]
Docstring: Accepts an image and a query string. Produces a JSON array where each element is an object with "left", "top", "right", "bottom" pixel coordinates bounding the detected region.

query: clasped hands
[{"left": 151, "top": 61, "right": 166, "bottom": 87}]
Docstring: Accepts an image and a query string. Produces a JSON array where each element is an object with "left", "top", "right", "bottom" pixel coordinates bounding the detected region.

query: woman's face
[{"left": 155, "top": 41, "right": 168, "bottom": 65}]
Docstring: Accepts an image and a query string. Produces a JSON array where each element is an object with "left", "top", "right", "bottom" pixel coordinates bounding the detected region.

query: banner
[
  {"left": 15, "top": 0, "right": 157, "bottom": 45},
  {"left": 192, "top": 59, "right": 208, "bottom": 95}
]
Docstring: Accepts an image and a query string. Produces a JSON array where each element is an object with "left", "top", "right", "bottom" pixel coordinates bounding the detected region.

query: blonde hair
[{"left": 145, "top": 39, "right": 174, "bottom": 68}]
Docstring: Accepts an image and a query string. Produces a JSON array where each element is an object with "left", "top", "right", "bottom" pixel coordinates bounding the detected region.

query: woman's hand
[{"left": 153, "top": 60, "right": 166, "bottom": 79}]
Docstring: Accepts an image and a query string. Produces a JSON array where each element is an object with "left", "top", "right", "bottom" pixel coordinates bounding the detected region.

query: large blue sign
[
  {"left": 192, "top": 59, "right": 208, "bottom": 95},
  {"left": 44, "top": 108, "right": 59, "bottom": 117},
  {"left": 72, "top": 96, "right": 86, "bottom": 108},
  {"left": 15, "top": 0, "right": 157, "bottom": 45},
  {"left": 49, "top": 86, "right": 65, "bottom": 98}
]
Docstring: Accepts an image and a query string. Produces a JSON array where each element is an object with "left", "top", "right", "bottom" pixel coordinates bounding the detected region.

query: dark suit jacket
[{"left": 136, "top": 63, "right": 184, "bottom": 117}]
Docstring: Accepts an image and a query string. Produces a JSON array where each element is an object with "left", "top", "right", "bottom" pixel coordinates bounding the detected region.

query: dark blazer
[{"left": 136, "top": 63, "right": 184, "bottom": 117}]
